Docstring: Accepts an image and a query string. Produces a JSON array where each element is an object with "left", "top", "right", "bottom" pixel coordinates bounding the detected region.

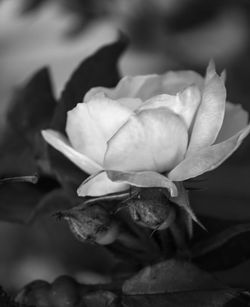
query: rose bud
[
  {"left": 56, "top": 203, "right": 119, "bottom": 245},
  {"left": 128, "top": 197, "right": 176, "bottom": 230}
]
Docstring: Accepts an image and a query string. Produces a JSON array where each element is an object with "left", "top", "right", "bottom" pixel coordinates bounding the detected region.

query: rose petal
[
  {"left": 168, "top": 124, "right": 250, "bottom": 181},
  {"left": 84, "top": 86, "right": 143, "bottom": 111},
  {"left": 66, "top": 93, "right": 133, "bottom": 165},
  {"left": 84, "top": 75, "right": 158, "bottom": 101},
  {"left": 205, "top": 59, "right": 216, "bottom": 81},
  {"left": 138, "top": 85, "right": 201, "bottom": 129},
  {"left": 161, "top": 70, "right": 204, "bottom": 94},
  {"left": 77, "top": 171, "right": 129, "bottom": 196},
  {"left": 116, "top": 97, "right": 143, "bottom": 111},
  {"left": 186, "top": 66, "right": 226, "bottom": 156},
  {"left": 105, "top": 108, "right": 188, "bottom": 172},
  {"left": 216, "top": 102, "right": 249, "bottom": 143},
  {"left": 84, "top": 71, "right": 204, "bottom": 103},
  {"left": 41, "top": 130, "right": 102, "bottom": 174},
  {"left": 107, "top": 170, "right": 177, "bottom": 197}
]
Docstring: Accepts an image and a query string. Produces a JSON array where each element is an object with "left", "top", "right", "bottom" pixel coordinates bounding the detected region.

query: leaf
[
  {"left": 189, "top": 164, "right": 250, "bottom": 221},
  {"left": 1, "top": 68, "right": 57, "bottom": 176},
  {"left": 192, "top": 222, "right": 250, "bottom": 271},
  {"left": 0, "top": 177, "right": 59, "bottom": 224},
  {"left": 122, "top": 290, "right": 238, "bottom": 307},
  {"left": 0, "top": 126, "right": 38, "bottom": 176},
  {"left": 122, "top": 259, "right": 225, "bottom": 295},
  {"left": 7, "top": 67, "right": 56, "bottom": 139},
  {"left": 107, "top": 170, "right": 177, "bottom": 197},
  {"left": 48, "top": 37, "right": 128, "bottom": 188},
  {"left": 121, "top": 259, "right": 245, "bottom": 307},
  {"left": 27, "top": 188, "right": 75, "bottom": 222},
  {"left": 51, "top": 37, "right": 128, "bottom": 133},
  {"left": 0, "top": 69, "right": 62, "bottom": 223}
]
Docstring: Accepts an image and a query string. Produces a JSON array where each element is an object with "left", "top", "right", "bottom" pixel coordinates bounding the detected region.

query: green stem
[
  {"left": 169, "top": 221, "right": 190, "bottom": 259},
  {"left": 0, "top": 174, "right": 38, "bottom": 184}
]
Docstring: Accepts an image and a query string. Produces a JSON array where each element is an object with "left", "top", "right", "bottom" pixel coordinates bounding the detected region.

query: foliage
[
  {"left": 1, "top": 37, "right": 250, "bottom": 305},
  {"left": 15, "top": 261, "right": 250, "bottom": 306}
]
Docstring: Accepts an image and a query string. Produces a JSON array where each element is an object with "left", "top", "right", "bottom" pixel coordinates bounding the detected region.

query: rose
[{"left": 42, "top": 61, "right": 250, "bottom": 198}]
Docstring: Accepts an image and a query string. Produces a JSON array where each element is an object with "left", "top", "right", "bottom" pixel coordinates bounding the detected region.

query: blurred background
[{"left": 1, "top": 0, "right": 250, "bottom": 292}]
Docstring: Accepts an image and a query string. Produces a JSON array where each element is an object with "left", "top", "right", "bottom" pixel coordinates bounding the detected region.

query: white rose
[{"left": 42, "top": 61, "right": 250, "bottom": 197}]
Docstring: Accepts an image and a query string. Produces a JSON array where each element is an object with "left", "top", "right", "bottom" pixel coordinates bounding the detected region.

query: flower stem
[
  {"left": 0, "top": 174, "right": 38, "bottom": 184},
  {"left": 169, "top": 221, "right": 190, "bottom": 258}
]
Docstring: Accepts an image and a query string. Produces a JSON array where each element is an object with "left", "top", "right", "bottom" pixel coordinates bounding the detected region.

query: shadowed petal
[
  {"left": 41, "top": 130, "right": 102, "bottom": 174},
  {"left": 84, "top": 70, "right": 203, "bottom": 103},
  {"left": 138, "top": 85, "right": 201, "bottom": 129},
  {"left": 66, "top": 93, "right": 133, "bottom": 165},
  {"left": 116, "top": 97, "right": 143, "bottom": 111},
  {"left": 77, "top": 171, "right": 129, "bottom": 196},
  {"left": 168, "top": 125, "right": 250, "bottom": 181},
  {"left": 84, "top": 75, "right": 158, "bottom": 101},
  {"left": 187, "top": 67, "right": 226, "bottom": 156},
  {"left": 161, "top": 70, "right": 204, "bottom": 94},
  {"left": 107, "top": 170, "right": 177, "bottom": 197},
  {"left": 84, "top": 86, "right": 143, "bottom": 111},
  {"left": 105, "top": 108, "right": 188, "bottom": 173},
  {"left": 216, "top": 102, "right": 249, "bottom": 143}
]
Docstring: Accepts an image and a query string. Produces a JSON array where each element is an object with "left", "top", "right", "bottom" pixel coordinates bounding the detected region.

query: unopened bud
[
  {"left": 128, "top": 189, "right": 176, "bottom": 230},
  {"left": 56, "top": 204, "right": 119, "bottom": 245}
]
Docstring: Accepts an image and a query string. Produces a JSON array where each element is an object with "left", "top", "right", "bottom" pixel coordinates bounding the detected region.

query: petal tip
[{"left": 206, "top": 59, "right": 216, "bottom": 77}]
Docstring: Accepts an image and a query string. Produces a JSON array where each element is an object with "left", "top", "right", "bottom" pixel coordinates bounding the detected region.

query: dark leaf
[
  {"left": 7, "top": 67, "right": 56, "bottom": 138},
  {"left": 189, "top": 163, "right": 250, "bottom": 221},
  {"left": 49, "top": 37, "right": 128, "bottom": 188},
  {"left": 1, "top": 68, "right": 56, "bottom": 176},
  {"left": 27, "top": 188, "right": 75, "bottom": 222},
  {"left": 0, "top": 126, "right": 37, "bottom": 176},
  {"left": 51, "top": 37, "right": 128, "bottom": 132},
  {"left": 122, "top": 259, "right": 246, "bottom": 306},
  {"left": 0, "top": 182, "right": 43, "bottom": 223},
  {"left": 122, "top": 259, "right": 225, "bottom": 295},
  {"left": 122, "top": 290, "right": 239, "bottom": 307},
  {"left": 0, "top": 177, "right": 59, "bottom": 224},
  {"left": 192, "top": 222, "right": 250, "bottom": 271}
]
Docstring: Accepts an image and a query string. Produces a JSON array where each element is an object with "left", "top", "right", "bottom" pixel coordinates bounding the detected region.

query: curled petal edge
[
  {"left": 107, "top": 170, "right": 177, "bottom": 197},
  {"left": 168, "top": 124, "right": 250, "bottom": 182},
  {"left": 77, "top": 171, "right": 129, "bottom": 197},
  {"left": 186, "top": 65, "right": 226, "bottom": 155},
  {"left": 41, "top": 129, "right": 102, "bottom": 175}
]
